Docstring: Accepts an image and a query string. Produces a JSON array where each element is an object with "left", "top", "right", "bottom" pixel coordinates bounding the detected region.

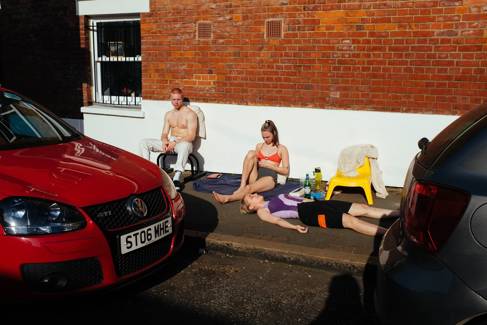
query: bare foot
[{"left": 212, "top": 191, "right": 229, "bottom": 204}]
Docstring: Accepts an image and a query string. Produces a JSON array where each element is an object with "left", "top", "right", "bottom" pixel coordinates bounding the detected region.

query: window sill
[
  {"left": 81, "top": 105, "right": 145, "bottom": 118},
  {"left": 77, "top": 0, "right": 150, "bottom": 16}
]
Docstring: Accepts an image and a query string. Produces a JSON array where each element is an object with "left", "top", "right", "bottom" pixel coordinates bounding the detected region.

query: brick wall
[
  {"left": 142, "top": 0, "right": 487, "bottom": 115},
  {"left": 0, "top": 1, "right": 90, "bottom": 118}
]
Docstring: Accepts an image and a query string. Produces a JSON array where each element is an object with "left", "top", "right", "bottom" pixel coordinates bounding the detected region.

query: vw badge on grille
[{"left": 127, "top": 197, "right": 148, "bottom": 218}]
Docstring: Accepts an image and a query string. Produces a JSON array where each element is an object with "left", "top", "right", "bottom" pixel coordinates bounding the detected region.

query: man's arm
[
  {"left": 161, "top": 112, "right": 171, "bottom": 145},
  {"left": 161, "top": 112, "right": 173, "bottom": 151},
  {"left": 182, "top": 110, "right": 197, "bottom": 143}
]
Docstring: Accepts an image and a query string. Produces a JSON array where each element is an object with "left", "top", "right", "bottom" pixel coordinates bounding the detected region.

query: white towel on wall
[
  {"left": 188, "top": 105, "right": 206, "bottom": 139},
  {"left": 337, "top": 144, "right": 388, "bottom": 199}
]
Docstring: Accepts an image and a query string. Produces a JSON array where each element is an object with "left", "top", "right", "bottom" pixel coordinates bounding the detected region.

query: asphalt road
[{"left": 3, "top": 238, "right": 378, "bottom": 325}]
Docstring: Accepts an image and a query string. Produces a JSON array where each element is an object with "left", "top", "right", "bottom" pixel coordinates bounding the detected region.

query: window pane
[
  {"left": 101, "top": 62, "right": 141, "bottom": 97},
  {"left": 97, "top": 21, "right": 141, "bottom": 58},
  {"left": 91, "top": 19, "right": 142, "bottom": 105}
]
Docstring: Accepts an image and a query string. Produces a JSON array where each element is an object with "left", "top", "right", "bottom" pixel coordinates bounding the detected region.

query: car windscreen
[
  {"left": 0, "top": 91, "right": 80, "bottom": 149},
  {"left": 417, "top": 104, "right": 487, "bottom": 168}
]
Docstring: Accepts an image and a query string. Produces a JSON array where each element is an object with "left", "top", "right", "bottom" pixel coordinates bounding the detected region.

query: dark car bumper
[{"left": 375, "top": 221, "right": 487, "bottom": 325}]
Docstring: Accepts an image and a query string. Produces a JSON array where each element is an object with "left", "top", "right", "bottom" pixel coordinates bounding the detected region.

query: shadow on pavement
[
  {"left": 311, "top": 273, "right": 366, "bottom": 325},
  {"left": 181, "top": 192, "right": 219, "bottom": 233},
  {"left": 362, "top": 216, "right": 397, "bottom": 324},
  {"left": 311, "top": 217, "right": 398, "bottom": 325}
]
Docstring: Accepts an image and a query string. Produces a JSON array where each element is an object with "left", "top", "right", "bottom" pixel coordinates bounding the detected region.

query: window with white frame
[{"left": 89, "top": 18, "right": 141, "bottom": 106}]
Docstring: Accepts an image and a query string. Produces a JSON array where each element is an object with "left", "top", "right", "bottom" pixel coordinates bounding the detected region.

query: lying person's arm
[{"left": 256, "top": 208, "right": 308, "bottom": 233}]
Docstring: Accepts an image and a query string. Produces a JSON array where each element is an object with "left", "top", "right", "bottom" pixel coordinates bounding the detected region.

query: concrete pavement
[{"left": 181, "top": 177, "right": 402, "bottom": 273}]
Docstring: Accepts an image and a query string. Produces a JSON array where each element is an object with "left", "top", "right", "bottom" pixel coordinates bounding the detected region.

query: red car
[{"left": 0, "top": 88, "right": 185, "bottom": 299}]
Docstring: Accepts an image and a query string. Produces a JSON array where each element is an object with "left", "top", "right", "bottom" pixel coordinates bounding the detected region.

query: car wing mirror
[{"left": 418, "top": 137, "right": 429, "bottom": 153}]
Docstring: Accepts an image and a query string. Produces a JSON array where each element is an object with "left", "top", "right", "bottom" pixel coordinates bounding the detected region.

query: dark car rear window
[{"left": 417, "top": 104, "right": 487, "bottom": 168}]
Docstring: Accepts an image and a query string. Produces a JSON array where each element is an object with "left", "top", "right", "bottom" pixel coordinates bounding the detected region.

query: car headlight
[
  {"left": 0, "top": 197, "right": 86, "bottom": 235},
  {"left": 160, "top": 169, "right": 177, "bottom": 200}
]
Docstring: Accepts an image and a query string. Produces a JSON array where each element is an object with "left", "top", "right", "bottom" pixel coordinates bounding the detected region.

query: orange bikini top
[{"left": 257, "top": 147, "right": 282, "bottom": 164}]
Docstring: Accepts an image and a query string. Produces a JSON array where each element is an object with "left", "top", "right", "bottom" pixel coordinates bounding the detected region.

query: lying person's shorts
[
  {"left": 297, "top": 200, "right": 352, "bottom": 229},
  {"left": 257, "top": 167, "right": 277, "bottom": 184}
]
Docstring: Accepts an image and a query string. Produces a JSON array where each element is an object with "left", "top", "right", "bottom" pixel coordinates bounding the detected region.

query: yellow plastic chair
[{"left": 325, "top": 157, "right": 374, "bottom": 205}]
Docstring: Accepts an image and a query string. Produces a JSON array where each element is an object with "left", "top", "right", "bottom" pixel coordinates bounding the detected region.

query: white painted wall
[
  {"left": 82, "top": 101, "right": 457, "bottom": 187},
  {"left": 76, "top": 0, "right": 150, "bottom": 16}
]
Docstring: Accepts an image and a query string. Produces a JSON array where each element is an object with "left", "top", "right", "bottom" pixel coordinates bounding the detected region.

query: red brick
[
  {"left": 130, "top": 0, "right": 487, "bottom": 115},
  {"left": 458, "top": 45, "right": 483, "bottom": 51}
]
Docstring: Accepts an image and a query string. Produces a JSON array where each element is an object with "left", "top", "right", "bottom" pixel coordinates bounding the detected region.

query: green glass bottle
[{"left": 304, "top": 173, "right": 311, "bottom": 199}]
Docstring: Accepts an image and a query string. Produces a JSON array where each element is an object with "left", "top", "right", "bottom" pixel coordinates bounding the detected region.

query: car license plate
[{"left": 120, "top": 218, "right": 172, "bottom": 255}]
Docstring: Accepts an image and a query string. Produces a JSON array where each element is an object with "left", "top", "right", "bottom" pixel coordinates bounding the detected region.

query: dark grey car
[{"left": 375, "top": 103, "right": 487, "bottom": 325}]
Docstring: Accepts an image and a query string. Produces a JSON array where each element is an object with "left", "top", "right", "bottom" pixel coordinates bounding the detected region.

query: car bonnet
[{"left": 0, "top": 137, "right": 163, "bottom": 207}]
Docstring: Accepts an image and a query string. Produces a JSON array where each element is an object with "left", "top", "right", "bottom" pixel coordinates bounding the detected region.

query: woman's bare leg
[
  {"left": 213, "top": 177, "right": 275, "bottom": 204},
  {"left": 213, "top": 150, "right": 258, "bottom": 204},
  {"left": 247, "top": 176, "right": 275, "bottom": 194},
  {"left": 239, "top": 150, "right": 258, "bottom": 188},
  {"left": 212, "top": 189, "right": 247, "bottom": 204},
  {"left": 342, "top": 214, "right": 387, "bottom": 236},
  {"left": 348, "top": 203, "right": 400, "bottom": 219}
]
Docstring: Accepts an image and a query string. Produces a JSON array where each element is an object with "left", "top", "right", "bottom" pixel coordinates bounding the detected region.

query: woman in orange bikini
[{"left": 212, "top": 120, "right": 290, "bottom": 204}]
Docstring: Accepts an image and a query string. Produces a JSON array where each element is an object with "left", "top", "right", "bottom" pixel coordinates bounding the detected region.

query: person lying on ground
[
  {"left": 240, "top": 193, "right": 400, "bottom": 236},
  {"left": 212, "top": 119, "right": 289, "bottom": 204}
]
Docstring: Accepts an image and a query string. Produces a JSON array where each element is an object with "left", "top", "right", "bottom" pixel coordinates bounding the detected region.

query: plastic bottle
[
  {"left": 314, "top": 167, "right": 322, "bottom": 192},
  {"left": 304, "top": 173, "right": 311, "bottom": 199}
]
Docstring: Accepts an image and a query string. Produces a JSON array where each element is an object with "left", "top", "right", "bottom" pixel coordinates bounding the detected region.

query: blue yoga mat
[{"left": 192, "top": 174, "right": 301, "bottom": 200}]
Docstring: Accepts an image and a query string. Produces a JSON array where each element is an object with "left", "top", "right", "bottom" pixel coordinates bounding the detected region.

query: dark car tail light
[{"left": 404, "top": 181, "right": 470, "bottom": 253}]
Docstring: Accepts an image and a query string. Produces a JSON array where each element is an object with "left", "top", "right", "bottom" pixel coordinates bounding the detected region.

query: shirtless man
[{"left": 140, "top": 88, "right": 197, "bottom": 190}]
